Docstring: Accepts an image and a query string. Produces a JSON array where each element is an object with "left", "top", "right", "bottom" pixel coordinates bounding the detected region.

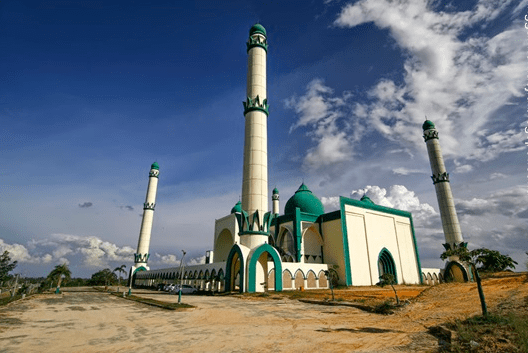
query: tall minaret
[
  {"left": 132, "top": 162, "right": 160, "bottom": 272},
  {"left": 423, "top": 120, "right": 464, "bottom": 251},
  {"left": 242, "top": 23, "right": 269, "bottom": 222}
]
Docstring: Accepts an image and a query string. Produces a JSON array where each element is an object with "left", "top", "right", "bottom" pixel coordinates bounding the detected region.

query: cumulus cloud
[
  {"left": 28, "top": 233, "right": 135, "bottom": 268},
  {"left": 153, "top": 253, "right": 180, "bottom": 265},
  {"left": 392, "top": 167, "right": 424, "bottom": 175},
  {"left": 187, "top": 255, "right": 206, "bottom": 266},
  {"left": 285, "top": 79, "right": 355, "bottom": 168},
  {"left": 456, "top": 185, "right": 528, "bottom": 218},
  {"left": 319, "top": 0, "right": 525, "bottom": 163},
  {"left": 79, "top": 202, "right": 93, "bottom": 208}
]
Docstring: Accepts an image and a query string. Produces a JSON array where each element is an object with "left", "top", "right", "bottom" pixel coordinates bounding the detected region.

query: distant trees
[
  {"left": 47, "top": 263, "right": 72, "bottom": 294},
  {"left": 88, "top": 268, "right": 117, "bottom": 286},
  {"left": 0, "top": 250, "right": 17, "bottom": 284}
]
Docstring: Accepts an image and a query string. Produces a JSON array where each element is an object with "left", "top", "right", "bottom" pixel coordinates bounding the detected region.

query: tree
[
  {"left": 113, "top": 265, "right": 126, "bottom": 286},
  {"left": 470, "top": 248, "right": 517, "bottom": 272},
  {"left": 88, "top": 268, "right": 117, "bottom": 286},
  {"left": 47, "top": 263, "right": 72, "bottom": 294},
  {"left": 377, "top": 273, "right": 400, "bottom": 305},
  {"left": 441, "top": 247, "right": 487, "bottom": 317},
  {"left": 0, "top": 250, "right": 17, "bottom": 284}
]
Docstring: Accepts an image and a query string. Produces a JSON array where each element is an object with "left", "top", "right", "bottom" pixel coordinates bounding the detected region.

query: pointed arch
[
  {"left": 378, "top": 248, "right": 398, "bottom": 283},
  {"left": 225, "top": 244, "right": 244, "bottom": 293},
  {"left": 248, "top": 243, "right": 283, "bottom": 292}
]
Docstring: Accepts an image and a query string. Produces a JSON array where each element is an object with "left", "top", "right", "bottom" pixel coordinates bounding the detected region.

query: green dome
[
  {"left": 360, "top": 195, "right": 375, "bottom": 204},
  {"left": 151, "top": 162, "right": 159, "bottom": 170},
  {"left": 231, "top": 201, "right": 242, "bottom": 214},
  {"left": 250, "top": 23, "right": 266, "bottom": 37},
  {"left": 422, "top": 120, "right": 435, "bottom": 131},
  {"left": 273, "top": 187, "right": 279, "bottom": 195},
  {"left": 284, "top": 183, "right": 325, "bottom": 216}
]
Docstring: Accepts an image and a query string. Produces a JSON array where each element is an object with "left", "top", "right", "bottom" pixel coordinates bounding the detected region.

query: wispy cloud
[
  {"left": 287, "top": 0, "right": 526, "bottom": 170},
  {"left": 79, "top": 202, "right": 93, "bottom": 208}
]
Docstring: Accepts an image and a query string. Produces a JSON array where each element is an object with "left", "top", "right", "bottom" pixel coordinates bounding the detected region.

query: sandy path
[
  {"left": 0, "top": 288, "right": 436, "bottom": 353},
  {"left": 0, "top": 275, "right": 525, "bottom": 353}
]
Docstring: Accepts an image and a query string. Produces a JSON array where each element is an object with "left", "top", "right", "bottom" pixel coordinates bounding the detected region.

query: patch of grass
[
  {"left": 447, "top": 312, "right": 528, "bottom": 353},
  {"left": 0, "top": 294, "right": 22, "bottom": 306},
  {"left": 372, "top": 300, "right": 396, "bottom": 315},
  {"left": 110, "top": 292, "right": 194, "bottom": 310}
]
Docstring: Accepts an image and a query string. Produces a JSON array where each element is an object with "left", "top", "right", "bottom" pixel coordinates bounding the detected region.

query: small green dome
[
  {"left": 250, "top": 23, "right": 266, "bottom": 37},
  {"left": 284, "top": 183, "right": 325, "bottom": 216},
  {"left": 273, "top": 187, "right": 279, "bottom": 195},
  {"left": 231, "top": 201, "right": 242, "bottom": 214},
  {"left": 151, "top": 162, "right": 159, "bottom": 170},
  {"left": 422, "top": 120, "right": 435, "bottom": 131},
  {"left": 360, "top": 195, "right": 375, "bottom": 204}
]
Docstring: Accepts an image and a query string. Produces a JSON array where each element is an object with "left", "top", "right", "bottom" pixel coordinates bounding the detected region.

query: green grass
[
  {"left": 447, "top": 312, "right": 528, "bottom": 353},
  {"left": 0, "top": 294, "right": 22, "bottom": 306},
  {"left": 110, "top": 292, "right": 194, "bottom": 310}
]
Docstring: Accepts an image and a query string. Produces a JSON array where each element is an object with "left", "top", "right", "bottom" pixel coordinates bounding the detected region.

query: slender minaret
[
  {"left": 242, "top": 23, "right": 269, "bottom": 222},
  {"left": 423, "top": 120, "right": 464, "bottom": 250},
  {"left": 132, "top": 162, "right": 160, "bottom": 272},
  {"left": 272, "top": 187, "right": 279, "bottom": 215}
]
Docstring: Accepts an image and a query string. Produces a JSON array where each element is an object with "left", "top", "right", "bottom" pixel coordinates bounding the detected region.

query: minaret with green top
[
  {"left": 423, "top": 121, "right": 465, "bottom": 251},
  {"left": 242, "top": 23, "right": 269, "bottom": 223},
  {"left": 133, "top": 162, "right": 160, "bottom": 271}
]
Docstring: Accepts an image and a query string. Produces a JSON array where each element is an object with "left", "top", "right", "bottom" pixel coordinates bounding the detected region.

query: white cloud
[
  {"left": 327, "top": 0, "right": 525, "bottom": 162},
  {"left": 285, "top": 79, "right": 355, "bottom": 168},
  {"left": 392, "top": 167, "right": 424, "bottom": 175},
  {"left": 187, "top": 255, "right": 206, "bottom": 266},
  {"left": 153, "top": 253, "right": 180, "bottom": 265}
]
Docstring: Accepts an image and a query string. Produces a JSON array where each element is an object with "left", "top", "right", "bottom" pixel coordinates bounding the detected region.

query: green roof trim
[
  {"left": 360, "top": 195, "right": 375, "bottom": 204},
  {"left": 339, "top": 197, "right": 353, "bottom": 286},
  {"left": 340, "top": 196, "right": 412, "bottom": 218},
  {"left": 248, "top": 244, "right": 282, "bottom": 292}
]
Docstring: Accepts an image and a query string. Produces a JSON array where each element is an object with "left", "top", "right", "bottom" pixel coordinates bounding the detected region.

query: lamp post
[{"left": 178, "top": 250, "right": 186, "bottom": 304}]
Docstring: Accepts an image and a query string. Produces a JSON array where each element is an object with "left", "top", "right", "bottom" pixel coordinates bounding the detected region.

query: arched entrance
[
  {"left": 445, "top": 261, "right": 469, "bottom": 282},
  {"left": 378, "top": 248, "right": 398, "bottom": 282},
  {"left": 248, "top": 244, "right": 283, "bottom": 293},
  {"left": 225, "top": 245, "right": 244, "bottom": 293}
]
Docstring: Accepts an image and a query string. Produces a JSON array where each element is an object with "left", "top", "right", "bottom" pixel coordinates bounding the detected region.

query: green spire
[
  {"left": 422, "top": 120, "right": 435, "bottom": 131},
  {"left": 250, "top": 23, "right": 266, "bottom": 37},
  {"left": 151, "top": 162, "right": 159, "bottom": 170}
]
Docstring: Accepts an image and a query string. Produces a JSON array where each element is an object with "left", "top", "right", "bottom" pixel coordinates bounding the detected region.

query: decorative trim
[
  {"left": 340, "top": 196, "right": 412, "bottom": 219},
  {"left": 246, "top": 35, "right": 268, "bottom": 53},
  {"left": 149, "top": 170, "right": 159, "bottom": 178},
  {"left": 134, "top": 253, "right": 150, "bottom": 263},
  {"left": 423, "top": 129, "right": 439, "bottom": 142},
  {"left": 143, "top": 202, "right": 156, "bottom": 210},
  {"left": 295, "top": 207, "right": 302, "bottom": 263},
  {"left": 432, "top": 172, "right": 449, "bottom": 184},
  {"left": 409, "top": 216, "right": 423, "bottom": 284},
  {"left": 272, "top": 194, "right": 279, "bottom": 201},
  {"left": 247, "top": 244, "right": 283, "bottom": 292},
  {"left": 444, "top": 261, "right": 469, "bottom": 282},
  {"left": 243, "top": 95, "right": 269, "bottom": 116},
  {"left": 339, "top": 197, "right": 353, "bottom": 286}
]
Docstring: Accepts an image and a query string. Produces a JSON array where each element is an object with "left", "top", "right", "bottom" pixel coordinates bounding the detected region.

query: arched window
[
  {"left": 378, "top": 248, "right": 397, "bottom": 283},
  {"left": 278, "top": 228, "right": 295, "bottom": 262}
]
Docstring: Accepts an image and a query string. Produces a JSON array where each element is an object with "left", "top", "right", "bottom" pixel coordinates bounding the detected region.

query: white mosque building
[{"left": 131, "top": 24, "right": 443, "bottom": 293}]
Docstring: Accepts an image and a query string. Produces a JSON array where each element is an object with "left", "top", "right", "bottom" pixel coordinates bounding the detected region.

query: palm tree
[
  {"left": 113, "top": 265, "right": 126, "bottom": 286},
  {"left": 48, "top": 263, "right": 71, "bottom": 294}
]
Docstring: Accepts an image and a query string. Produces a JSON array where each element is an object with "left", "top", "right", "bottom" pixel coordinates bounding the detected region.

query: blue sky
[{"left": 1, "top": 0, "right": 527, "bottom": 278}]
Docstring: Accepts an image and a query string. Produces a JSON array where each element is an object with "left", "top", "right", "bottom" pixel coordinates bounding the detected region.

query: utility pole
[{"left": 178, "top": 250, "right": 186, "bottom": 304}]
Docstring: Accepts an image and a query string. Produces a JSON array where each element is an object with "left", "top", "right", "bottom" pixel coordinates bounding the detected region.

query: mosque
[{"left": 129, "top": 24, "right": 462, "bottom": 292}]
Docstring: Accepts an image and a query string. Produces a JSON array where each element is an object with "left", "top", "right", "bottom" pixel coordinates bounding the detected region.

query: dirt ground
[{"left": 0, "top": 273, "right": 526, "bottom": 353}]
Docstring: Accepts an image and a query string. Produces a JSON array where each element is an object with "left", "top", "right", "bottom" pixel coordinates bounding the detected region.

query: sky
[{"left": 1, "top": 0, "right": 527, "bottom": 278}]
